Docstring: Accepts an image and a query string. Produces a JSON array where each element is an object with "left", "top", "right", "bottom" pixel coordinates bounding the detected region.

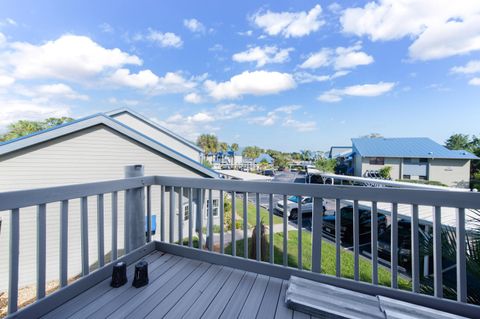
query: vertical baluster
[
  {"left": 208, "top": 189, "right": 213, "bottom": 251},
  {"left": 111, "top": 192, "right": 118, "bottom": 261},
  {"left": 178, "top": 187, "right": 183, "bottom": 245},
  {"left": 312, "top": 197, "right": 323, "bottom": 273},
  {"left": 81, "top": 197, "right": 89, "bottom": 276},
  {"left": 197, "top": 189, "right": 204, "bottom": 250},
  {"left": 188, "top": 188, "right": 193, "bottom": 247},
  {"left": 8, "top": 208, "right": 19, "bottom": 315},
  {"left": 123, "top": 190, "right": 129, "bottom": 254},
  {"left": 60, "top": 200, "right": 69, "bottom": 287},
  {"left": 433, "top": 206, "right": 443, "bottom": 298},
  {"left": 297, "top": 196, "right": 303, "bottom": 270},
  {"left": 335, "top": 199, "right": 341, "bottom": 277},
  {"left": 243, "top": 193, "right": 248, "bottom": 258},
  {"left": 269, "top": 194, "right": 274, "bottom": 264},
  {"left": 169, "top": 187, "right": 175, "bottom": 244},
  {"left": 146, "top": 186, "right": 152, "bottom": 243},
  {"left": 97, "top": 195, "right": 105, "bottom": 267},
  {"left": 231, "top": 191, "right": 236, "bottom": 256},
  {"left": 371, "top": 201, "right": 378, "bottom": 285},
  {"left": 37, "top": 204, "right": 46, "bottom": 299},
  {"left": 256, "top": 193, "right": 261, "bottom": 261},
  {"left": 353, "top": 200, "right": 359, "bottom": 281},
  {"left": 160, "top": 186, "right": 165, "bottom": 242},
  {"left": 391, "top": 203, "right": 398, "bottom": 289},
  {"left": 411, "top": 204, "right": 420, "bottom": 293},
  {"left": 456, "top": 208, "right": 467, "bottom": 302},
  {"left": 220, "top": 190, "right": 224, "bottom": 254},
  {"left": 283, "top": 195, "right": 288, "bottom": 267}
]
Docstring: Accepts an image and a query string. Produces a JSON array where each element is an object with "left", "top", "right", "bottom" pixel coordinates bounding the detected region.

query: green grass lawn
[
  {"left": 234, "top": 197, "right": 283, "bottom": 226},
  {"left": 225, "top": 230, "right": 411, "bottom": 290}
]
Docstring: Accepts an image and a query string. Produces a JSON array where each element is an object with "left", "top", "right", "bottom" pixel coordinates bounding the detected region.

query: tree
[
  {"left": 274, "top": 154, "right": 289, "bottom": 170},
  {"left": 315, "top": 158, "right": 336, "bottom": 173},
  {"left": 196, "top": 134, "right": 219, "bottom": 155},
  {"left": 300, "top": 149, "right": 313, "bottom": 161},
  {"left": 242, "top": 146, "right": 262, "bottom": 159},
  {"left": 0, "top": 117, "right": 74, "bottom": 142},
  {"left": 219, "top": 142, "right": 228, "bottom": 153},
  {"left": 230, "top": 143, "right": 239, "bottom": 166},
  {"left": 445, "top": 134, "right": 470, "bottom": 150},
  {"left": 361, "top": 133, "right": 383, "bottom": 139}
]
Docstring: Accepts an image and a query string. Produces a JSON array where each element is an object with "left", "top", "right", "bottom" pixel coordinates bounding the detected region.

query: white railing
[{"left": 0, "top": 175, "right": 479, "bottom": 317}]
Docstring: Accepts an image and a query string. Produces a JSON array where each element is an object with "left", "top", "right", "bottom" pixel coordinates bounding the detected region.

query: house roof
[
  {"left": 0, "top": 113, "right": 218, "bottom": 178},
  {"left": 351, "top": 137, "right": 478, "bottom": 160},
  {"left": 329, "top": 146, "right": 353, "bottom": 158},
  {"left": 106, "top": 107, "right": 202, "bottom": 152},
  {"left": 254, "top": 153, "right": 274, "bottom": 163}
]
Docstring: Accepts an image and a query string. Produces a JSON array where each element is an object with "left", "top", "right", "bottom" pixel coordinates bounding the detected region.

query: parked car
[
  {"left": 275, "top": 196, "right": 325, "bottom": 219},
  {"left": 378, "top": 219, "right": 431, "bottom": 270},
  {"left": 322, "top": 205, "right": 387, "bottom": 244},
  {"left": 263, "top": 169, "right": 275, "bottom": 176}
]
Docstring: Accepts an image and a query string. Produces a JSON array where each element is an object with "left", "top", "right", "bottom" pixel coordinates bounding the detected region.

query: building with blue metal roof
[{"left": 351, "top": 137, "right": 478, "bottom": 188}]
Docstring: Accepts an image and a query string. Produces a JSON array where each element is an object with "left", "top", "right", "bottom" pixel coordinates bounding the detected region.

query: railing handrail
[
  {"left": 1, "top": 175, "right": 479, "bottom": 212},
  {"left": 0, "top": 176, "right": 155, "bottom": 211},
  {"left": 155, "top": 176, "right": 480, "bottom": 209}
]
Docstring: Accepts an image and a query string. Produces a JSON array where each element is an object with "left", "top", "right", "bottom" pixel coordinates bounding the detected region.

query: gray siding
[{"left": 0, "top": 126, "right": 215, "bottom": 292}]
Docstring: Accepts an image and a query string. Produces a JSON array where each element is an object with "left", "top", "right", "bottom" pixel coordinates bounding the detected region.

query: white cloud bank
[
  {"left": 146, "top": 29, "right": 183, "bottom": 48},
  {"left": 232, "top": 46, "right": 293, "bottom": 67},
  {"left": 252, "top": 5, "right": 325, "bottom": 38},
  {"left": 300, "top": 43, "right": 373, "bottom": 70},
  {"left": 469, "top": 78, "right": 480, "bottom": 86},
  {"left": 451, "top": 60, "right": 480, "bottom": 74},
  {"left": 0, "top": 101, "right": 70, "bottom": 130},
  {"left": 204, "top": 70, "right": 296, "bottom": 100},
  {"left": 318, "top": 82, "right": 395, "bottom": 102},
  {"left": 183, "top": 19, "right": 206, "bottom": 34},
  {"left": 340, "top": 0, "right": 480, "bottom": 60}
]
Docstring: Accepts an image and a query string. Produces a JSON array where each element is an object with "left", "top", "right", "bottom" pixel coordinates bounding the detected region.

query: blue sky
[{"left": 0, "top": 0, "right": 479, "bottom": 152}]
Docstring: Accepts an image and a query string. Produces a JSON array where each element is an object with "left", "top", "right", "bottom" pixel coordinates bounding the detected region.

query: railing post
[{"left": 124, "top": 165, "right": 146, "bottom": 253}]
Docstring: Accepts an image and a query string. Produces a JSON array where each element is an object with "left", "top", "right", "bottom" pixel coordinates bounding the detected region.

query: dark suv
[{"left": 322, "top": 205, "right": 387, "bottom": 244}]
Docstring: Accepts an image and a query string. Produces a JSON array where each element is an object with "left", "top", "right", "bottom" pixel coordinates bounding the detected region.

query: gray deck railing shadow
[{"left": 1, "top": 174, "right": 479, "bottom": 317}]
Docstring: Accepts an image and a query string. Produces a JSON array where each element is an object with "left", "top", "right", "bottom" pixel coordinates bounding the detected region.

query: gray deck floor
[{"left": 42, "top": 251, "right": 317, "bottom": 319}]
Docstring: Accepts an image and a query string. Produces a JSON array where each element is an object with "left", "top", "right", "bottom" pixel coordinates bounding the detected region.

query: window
[
  {"left": 183, "top": 205, "right": 189, "bottom": 221},
  {"left": 207, "top": 199, "right": 219, "bottom": 217},
  {"left": 419, "top": 158, "right": 428, "bottom": 163},
  {"left": 419, "top": 175, "right": 427, "bottom": 180},
  {"left": 369, "top": 157, "right": 385, "bottom": 165},
  {"left": 403, "top": 175, "right": 411, "bottom": 179},
  {"left": 302, "top": 197, "right": 312, "bottom": 204}
]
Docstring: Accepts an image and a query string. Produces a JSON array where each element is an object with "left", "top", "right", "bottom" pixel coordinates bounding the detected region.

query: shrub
[{"left": 378, "top": 166, "right": 392, "bottom": 179}]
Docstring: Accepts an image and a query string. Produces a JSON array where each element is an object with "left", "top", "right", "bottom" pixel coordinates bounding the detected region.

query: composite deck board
[
  {"left": 274, "top": 281, "right": 294, "bottom": 319},
  {"left": 181, "top": 266, "right": 236, "bottom": 318},
  {"left": 41, "top": 251, "right": 164, "bottom": 319},
  {"left": 256, "top": 277, "right": 284, "bottom": 319},
  {"left": 200, "top": 269, "right": 246, "bottom": 318},
  {"left": 42, "top": 251, "right": 317, "bottom": 319},
  {"left": 238, "top": 274, "right": 270, "bottom": 319},
  {"left": 145, "top": 264, "right": 223, "bottom": 319},
  {"left": 125, "top": 262, "right": 211, "bottom": 318},
  {"left": 104, "top": 257, "right": 196, "bottom": 318},
  {"left": 65, "top": 252, "right": 172, "bottom": 319},
  {"left": 218, "top": 272, "right": 257, "bottom": 319}
]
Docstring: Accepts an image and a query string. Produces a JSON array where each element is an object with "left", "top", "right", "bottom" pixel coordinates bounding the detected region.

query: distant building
[
  {"left": 351, "top": 137, "right": 478, "bottom": 188},
  {"left": 254, "top": 153, "right": 274, "bottom": 164},
  {"left": 328, "top": 146, "right": 353, "bottom": 159}
]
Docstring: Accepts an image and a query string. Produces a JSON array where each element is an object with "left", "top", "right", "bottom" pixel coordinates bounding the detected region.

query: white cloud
[
  {"left": 294, "top": 70, "right": 349, "bottom": 84},
  {"left": 0, "top": 32, "right": 6, "bottom": 46},
  {"left": 0, "top": 100, "right": 70, "bottom": 129},
  {"left": 0, "top": 35, "right": 141, "bottom": 82},
  {"left": 184, "top": 92, "right": 203, "bottom": 104},
  {"left": 300, "top": 43, "right": 373, "bottom": 70},
  {"left": 0, "top": 18, "right": 16, "bottom": 27},
  {"left": 99, "top": 23, "right": 114, "bottom": 33},
  {"left": 341, "top": 0, "right": 480, "bottom": 60},
  {"left": 283, "top": 117, "right": 317, "bottom": 132},
  {"left": 232, "top": 46, "right": 293, "bottom": 67},
  {"left": 252, "top": 4, "right": 325, "bottom": 38},
  {"left": 451, "top": 60, "right": 480, "bottom": 74},
  {"left": 248, "top": 105, "right": 301, "bottom": 126},
  {"left": 469, "top": 77, "right": 480, "bottom": 86},
  {"left": 35, "top": 83, "right": 88, "bottom": 100},
  {"left": 183, "top": 19, "right": 206, "bottom": 34},
  {"left": 146, "top": 30, "right": 183, "bottom": 48},
  {"left": 108, "top": 68, "right": 159, "bottom": 88},
  {"left": 204, "top": 70, "right": 296, "bottom": 100},
  {"left": 318, "top": 82, "right": 395, "bottom": 102},
  {"left": 238, "top": 30, "right": 253, "bottom": 36},
  {"left": 0, "top": 74, "right": 15, "bottom": 87},
  {"left": 157, "top": 104, "right": 256, "bottom": 140}
]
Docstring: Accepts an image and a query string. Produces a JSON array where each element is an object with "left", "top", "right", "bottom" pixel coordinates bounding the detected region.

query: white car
[{"left": 276, "top": 196, "right": 313, "bottom": 219}]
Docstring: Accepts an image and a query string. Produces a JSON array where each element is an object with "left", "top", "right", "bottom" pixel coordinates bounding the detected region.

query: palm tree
[
  {"left": 219, "top": 142, "right": 228, "bottom": 163},
  {"left": 196, "top": 134, "right": 219, "bottom": 162}
]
